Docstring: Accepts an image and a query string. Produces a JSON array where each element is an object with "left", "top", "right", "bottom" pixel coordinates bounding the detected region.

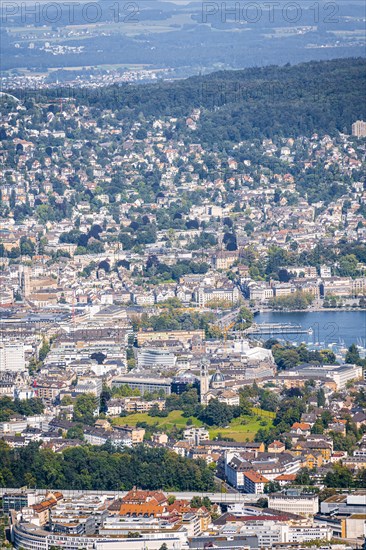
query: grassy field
[
  {"left": 209, "top": 416, "right": 273, "bottom": 442},
  {"left": 112, "top": 410, "right": 273, "bottom": 442},
  {"left": 112, "top": 410, "right": 203, "bottom": 430}
]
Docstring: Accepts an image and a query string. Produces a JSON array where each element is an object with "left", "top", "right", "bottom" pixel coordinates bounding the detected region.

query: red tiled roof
[
  {"left": 268, "top": 440, "right": 285, "bottom": 449},
  {"left": 121, "top": 489, "right": 167, "bottom": 505},
  {"left": 292, "top": 422, "right": 311, "bottom": 430},
  {"left": 275, "top": 474, "right": 297, "bottom": 481},
  {"left": 244, "top": 470, "right": 269, "bottom": 483}
]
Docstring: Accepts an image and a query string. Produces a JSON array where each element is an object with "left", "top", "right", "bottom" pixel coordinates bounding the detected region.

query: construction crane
[{"left": 223, "top": 321, "right": 236, "bottom": 341}]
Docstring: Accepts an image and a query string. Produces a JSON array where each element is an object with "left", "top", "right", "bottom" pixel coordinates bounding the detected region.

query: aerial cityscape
[{"left": 0, "top": 1, "right": 366, "bottom": 549}]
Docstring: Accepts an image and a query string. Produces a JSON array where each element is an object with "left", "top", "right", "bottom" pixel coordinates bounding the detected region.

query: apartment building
[
  {"left": 243, "top": 470, "right": 269, "bottom": 494},
  {"left": 0, "top": 341, "right": 26, "bottom": 372},
  {"left": 196, "top": 284, "right": 240, "bottom": 307},
  {"left": 183, "top": 427, "right": 210, "bottom": 445},
  {"left": 137, "top": 329, "right": 205, "bottom": 347},
  {"left": 112, "top": 374, "right": 172, "bottom": 396},
  {"left": 212, "top": 250, "right": 239, "bottom": 270},
  {"left": 114, "top": 424, "right": 145, "bottom": 444},
  {"left": 248, "top": 282, "right": 274, "bottom": 301},
  {"left": 352, "top": 120, "right": 366, "bottom": 138}
]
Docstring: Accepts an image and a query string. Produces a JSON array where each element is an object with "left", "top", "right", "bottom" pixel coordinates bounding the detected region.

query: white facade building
[
  {"left": 268, "top": 493, "right": 319, "bottom": 517},
  {"left": 137, "top": 348, "right": 177, "bottom": 369},
  {"left": 0, "top": 342, "right": 26, "bottom": 372},
  {"left": 183, "top": 427, "right": 210, "bottom": 445},
  {"left": 237, "top": 521, "right": 331, "bottom": 546}
]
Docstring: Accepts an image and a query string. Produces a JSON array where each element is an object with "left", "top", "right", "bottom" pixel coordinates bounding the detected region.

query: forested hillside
[
  {"left": 0, "top": 441, "right": 215, "bottom": 491},
  {"left": 15, "top": 57, "right": 366, "bottom": 145}
]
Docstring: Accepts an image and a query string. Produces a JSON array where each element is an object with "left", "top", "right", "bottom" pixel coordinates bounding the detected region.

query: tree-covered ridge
[
  {"left": 0, "top": 441, "right": 215, "bottom": 491},
  {"left": 13, "top": 57, "right": 366, "bottom": 144}
]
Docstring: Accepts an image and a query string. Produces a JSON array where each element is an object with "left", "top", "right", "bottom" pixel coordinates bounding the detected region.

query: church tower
[
  {"left": 200, "top": 360, "right": 209, "bottom": 404},
  {"left": 20, "top": 265, "right": 31, "bottom": 298}
]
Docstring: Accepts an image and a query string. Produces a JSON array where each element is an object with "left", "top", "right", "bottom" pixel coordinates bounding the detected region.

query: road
[
  {"left": 214, "top": 475, "right": 239, "bottom": 495},
  {"left": 217, "top": 308, "right": 240, "bottom": 329}
]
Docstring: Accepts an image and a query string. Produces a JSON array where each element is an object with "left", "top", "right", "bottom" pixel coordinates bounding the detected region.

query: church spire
[{"left": 200, "top": 359, "right": 210, "bottom": 404}]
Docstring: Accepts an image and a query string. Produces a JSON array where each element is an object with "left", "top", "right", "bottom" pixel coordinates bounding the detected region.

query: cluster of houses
[{"left": 0, "top": 97, "right": 366, "bottom": 315}]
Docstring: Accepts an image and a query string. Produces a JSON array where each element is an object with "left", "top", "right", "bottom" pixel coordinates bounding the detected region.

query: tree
[
  {"left": 355, "top": 468, "right": 366, "bottom": 489},
  {"left": 198, "top": 399, "right": 237, "bottom": 427},
  {"left": 73, "top": 393, "right": 98, "bottom": 425},
  {"left": 295, "top": 468, "right": 312, "bottom": 485},
  {"left": 239, "top": 392, "right": 253, "bottom": 416},
  {"left": 236, "top": 306, "right": 253, "bottom": 329},
  {"left": 319, "top": 349, "right": 336, "bottom": 364},
  {"left": 259, "top": 389, "right": 279, "bottom": 412},
  {"left": 269, "top": 291, "right": 314, "bottom": 310},
  {"left": 0, "top": 440, "right": 215, "bottom": 491},
  {"left": 273, "top": 346, "right": 300, "bottom": 370},
  {"left": 311, "top": 418, "right": 324, "bottom": 434},
  {"left": 338, "top": 254, "right": 358, "bottom": 277},
  {"left": 330, "top": 431, "right": 358, "bottom": 454},
  {"left": 61, "top": 395, "right": 73, "bottom": 406},
  {"left": 66, "top": 426, "right": 84, "bottom": 440},
  {"left": 112, "top": 385, "right": 140, "bottom": 398},
  {"left": 90, "top": 352, "right": 106, "bottom": 365},
  {"left": 136, "top": 128, "right": 147, "bottom": 140},
  {"left": 254, "top": 428, "right": 273, "bottom": 446},
  {"left": 38, "top": 339, "right": 50, "bottom": 362},
  {"left": 264, "top": 481, "right": 281, "bottom": 493},
  {"left": 317, "top": 388, "right": 326, "bottom": 407},
  {"left": 190, "top": 496, "right": 211, "bottom": 509},
  {"left": 345, "top": 343, "right": 360, "bottom": 365},
  {"left": 324, "top": 463, "right": 354, "bottom": 488},
  {"left": 201, "top": 496, "right": 212, "bottom": 510},
  {"left": 273, "top": 397, "right": 306, "bottom": 432},
  {"left": 99, "top": 386, "right": 112, "bottom": 414},
  {"left": 256, "top": 497, "right": 268, "bottom": 508},
  {"left": 20, "top": 237, "right": 35, "bottom": 257}
]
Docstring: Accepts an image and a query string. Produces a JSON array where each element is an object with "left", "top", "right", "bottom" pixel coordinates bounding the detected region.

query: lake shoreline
[
  {"left": 255, "top": 307, "right": 366, "bottom": 314},
  {"left": 253, "top": 310, "right": 366, "bottom": 348}
]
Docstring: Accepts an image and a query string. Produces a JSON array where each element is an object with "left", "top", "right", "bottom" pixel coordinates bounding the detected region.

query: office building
[{"left": 268, "top": 492, "right": 319, "bottom": 517}]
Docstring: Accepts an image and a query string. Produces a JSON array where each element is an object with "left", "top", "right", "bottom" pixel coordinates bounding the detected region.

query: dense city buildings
[{"left": 0, "top": 50, "right": 365, "bottom": 550}]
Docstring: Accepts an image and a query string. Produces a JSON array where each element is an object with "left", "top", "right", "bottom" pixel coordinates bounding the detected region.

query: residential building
[
  {"left": 352, "top": 120, "right": 366, "bottom": 138},
  {"left": 0, "top": 342, "right": 26, "bottom": 372},
  {"left": 243, "top": 470, "right": 269, "bottom": 494},
  {"left": 112, "top": 374, "right": 172, "bottom": 396}
]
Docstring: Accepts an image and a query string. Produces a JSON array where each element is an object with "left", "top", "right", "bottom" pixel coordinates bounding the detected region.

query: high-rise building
[
  {"left": 352, "top": 120, "right": 366, "bottom": 138},
  {"left": 0, "top": 341, "right": 26, "bottom": 372}
]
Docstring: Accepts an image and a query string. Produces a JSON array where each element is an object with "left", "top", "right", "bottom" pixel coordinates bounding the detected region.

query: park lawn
[
  {"left": 112, "top": 410, "right": 272, "bottom": 442},
  {"left": 112, "top": 410, "right": 203, "bottom": 430},
  {"left": 209, "top": 415, "right": 273, "bottom": 442}
]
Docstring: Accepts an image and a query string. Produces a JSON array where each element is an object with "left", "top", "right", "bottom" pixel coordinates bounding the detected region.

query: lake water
[{"left": 255, "top": 310, "right": 366, "bottom": 348}]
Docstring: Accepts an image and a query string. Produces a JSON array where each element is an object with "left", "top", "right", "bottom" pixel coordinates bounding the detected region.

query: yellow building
[
  {"left": 137, "top": 329, "right": 205, "bottom": 346},
  {"left": 293, "top": 442, "right": 331, "bottom": 462}
]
